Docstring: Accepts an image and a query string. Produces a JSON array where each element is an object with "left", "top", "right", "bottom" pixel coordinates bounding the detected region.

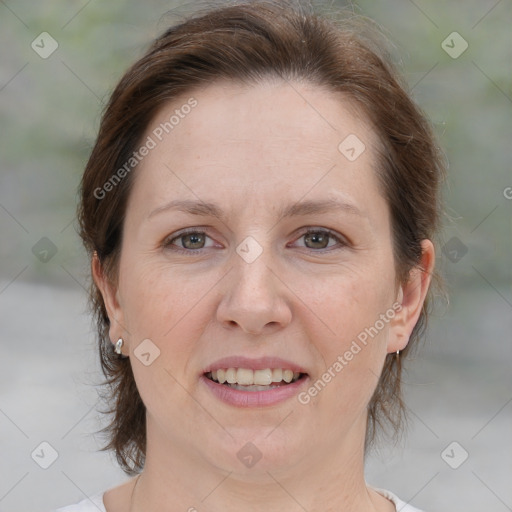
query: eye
[
  {"left": 162, "top": 227, "right": 348, "bottom": 254},
  {"left": 293, "top": 228, "right": 347, "bottom": 251},
  {"left": 163, "top": 229, "right": 216, "bottom": 252}
]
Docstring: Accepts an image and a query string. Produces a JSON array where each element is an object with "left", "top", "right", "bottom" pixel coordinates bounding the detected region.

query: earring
[
  {"left": 396, "top": 349, "right": 400, "bottom": 362},
  {"left": 115, "top": 338, "right": 124, "bottom": 355}
]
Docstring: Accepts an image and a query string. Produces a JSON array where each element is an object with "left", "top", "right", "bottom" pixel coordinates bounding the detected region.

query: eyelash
[{"left": 162, "top": 227, "right": 348, "bottom": 254}]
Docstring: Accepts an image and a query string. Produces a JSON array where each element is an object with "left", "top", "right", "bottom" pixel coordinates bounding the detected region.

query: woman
[{"left": 57, "top": 1, "right": 444, "bottom": 510}]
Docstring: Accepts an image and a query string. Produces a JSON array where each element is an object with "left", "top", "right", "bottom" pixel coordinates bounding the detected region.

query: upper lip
[{"left": 203, "top": 356, "right": 308, "bottom": 374}]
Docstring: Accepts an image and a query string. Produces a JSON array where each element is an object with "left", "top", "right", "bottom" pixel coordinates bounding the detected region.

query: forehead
[
  {"left": 153, "top": 79, "right": 375, "bottom": 152},
  {"left": 130, "top": 79, "right": 383, "bottom": 218}
]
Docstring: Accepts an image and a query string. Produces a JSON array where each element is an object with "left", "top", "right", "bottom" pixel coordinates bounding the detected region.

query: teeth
[
  {"left": 283, "top": 369, "right": 294, "bottom": 383},
  {"left": 254, "top": 369, "right": 272, "bottom": 385},
  {"left": 207, "top": 368, "right": 302, "bottom": 386},
  {"left": 226, "top": 368, "right": 237, "bottom": 384},
  {"left": 272, "top": 368, "right": 282, "bottom": 382},
  {"left": 236, "top": 368, "right": 253, "bottom": 385}
]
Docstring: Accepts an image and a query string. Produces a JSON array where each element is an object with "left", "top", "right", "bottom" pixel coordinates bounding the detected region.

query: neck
[{"left": 128, "top": 417, "right": 390, "bottom": 512}]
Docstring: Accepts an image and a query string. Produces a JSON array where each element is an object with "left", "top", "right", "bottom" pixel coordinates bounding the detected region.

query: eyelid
[
  {"left": 162, "top": 226, "right": 349, "bottom": 253},
  {"left": 162, "top": 226, "right": 218, "bottom": 250},
  {"left": 290, "top": 227, "right": 349, "bottom": 251}
]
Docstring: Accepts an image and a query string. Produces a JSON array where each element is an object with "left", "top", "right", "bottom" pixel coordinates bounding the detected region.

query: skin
[{"left": 93, "top": 79, "right": 434, "bottom": 512}]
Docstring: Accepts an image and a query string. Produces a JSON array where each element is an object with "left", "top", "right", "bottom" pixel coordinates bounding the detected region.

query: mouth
[
  {"left": 201, "top": 362, "right": 309, "bottom": 407},
  {"left": 204, "top": 368, "right": 307, "bottom": 391},
  {"left": 201, "top": 356, "right": 310, "bottom": 407}
]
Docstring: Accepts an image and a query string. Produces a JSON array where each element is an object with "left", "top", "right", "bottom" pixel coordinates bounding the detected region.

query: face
[{"left": 96, "top": 79, "right": 431, "bottom": 478}]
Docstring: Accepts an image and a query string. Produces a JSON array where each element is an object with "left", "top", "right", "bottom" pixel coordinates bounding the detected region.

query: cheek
[
  {"left": 306, "top": 264, "right": 395, "bottom": 348},
  {"left": 300, "top": 264, "right": 394, "bottom": 410},
  {"left": 120, "top": 260, "right": 208, "bottom": 421},
  {"left": 117, "top": 258, "right": 219, "bottom": 393},
  {"left": 118, "top": 258, "right": 201, "bottom": 339}
]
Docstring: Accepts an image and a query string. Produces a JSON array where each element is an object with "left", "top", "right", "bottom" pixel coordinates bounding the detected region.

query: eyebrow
[{"left": 147, "top": 198, "right": 366, "bottom": 223}]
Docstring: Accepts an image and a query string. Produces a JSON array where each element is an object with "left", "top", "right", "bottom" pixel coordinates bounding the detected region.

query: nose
[{"left": 215, "top": 244, "right": 293, "bottom": 336}]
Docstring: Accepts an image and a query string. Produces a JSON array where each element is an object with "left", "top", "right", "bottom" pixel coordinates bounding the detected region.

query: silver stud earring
[{"left": 115, "top": 338, "right": 124, "bottom": 355}]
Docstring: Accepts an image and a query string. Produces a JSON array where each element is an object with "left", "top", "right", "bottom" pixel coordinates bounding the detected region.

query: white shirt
[{"left": 54, "top": 488, "right": 424, "bottom": 511}]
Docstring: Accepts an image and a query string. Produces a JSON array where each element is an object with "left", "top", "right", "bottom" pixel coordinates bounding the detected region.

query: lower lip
[{"left": 200, "top": 374, "right": 309, "bottom": 407}]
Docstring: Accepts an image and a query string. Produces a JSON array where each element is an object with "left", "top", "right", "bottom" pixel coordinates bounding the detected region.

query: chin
[{"left": 202, "top": 425, "right": 305, "bottom": 476}]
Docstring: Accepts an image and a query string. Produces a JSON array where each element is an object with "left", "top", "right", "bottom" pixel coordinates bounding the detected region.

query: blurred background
[{"left": 0, "top": 1, "right": 511, "bottom": 511}]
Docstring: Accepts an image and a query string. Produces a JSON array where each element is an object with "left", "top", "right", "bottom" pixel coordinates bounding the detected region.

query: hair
[{"left": 78, "top": 0, "right": 445, "bottom": 475}]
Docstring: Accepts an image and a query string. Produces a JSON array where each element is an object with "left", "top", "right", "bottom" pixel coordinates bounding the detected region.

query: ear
[
  {"left": 91, "top": 252, "right": 127, "bottom": 350},
  {"left": 387, "top": 239, "right": 435, "bottom": 353}
]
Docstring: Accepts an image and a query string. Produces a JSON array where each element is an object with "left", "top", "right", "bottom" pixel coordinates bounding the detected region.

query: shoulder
[
  {"left": 373, "top": 487, "right": 425, "bottom": 512},
  {"left": 53, "top": 488, "right": 424, "bottom": 512},
  {"left": 53, "top": 494, "right": 106, "bottom": 512}
]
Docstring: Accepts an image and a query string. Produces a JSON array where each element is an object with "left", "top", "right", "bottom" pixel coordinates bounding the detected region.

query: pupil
[
  {"left": 182, "top": 232, "right": 329, "bottom": 250},
  {"left": 306, "top": 232, "right": 328, "bottom": 248},
  {"left": 185, "top": 233, "right": 203, "bottom": 248}
]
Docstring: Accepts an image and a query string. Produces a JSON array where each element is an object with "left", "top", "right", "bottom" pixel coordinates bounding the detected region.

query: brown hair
[{"left": 78, "top": 0, "right": 445, "bottom": 475}]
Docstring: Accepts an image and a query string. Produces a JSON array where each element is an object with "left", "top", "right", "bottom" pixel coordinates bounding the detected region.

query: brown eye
[
  {"left": 179, "top": 232, "right": 206, "bottom": 249},
  {"left": 303, "top": 231, "right": 330, "bottom": 249},
  {"left": 164, "top": 230, "right": 215, "bottom": 252},
  {"left": 296, "top": 228, "right": 346, "bottom": 251}
]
